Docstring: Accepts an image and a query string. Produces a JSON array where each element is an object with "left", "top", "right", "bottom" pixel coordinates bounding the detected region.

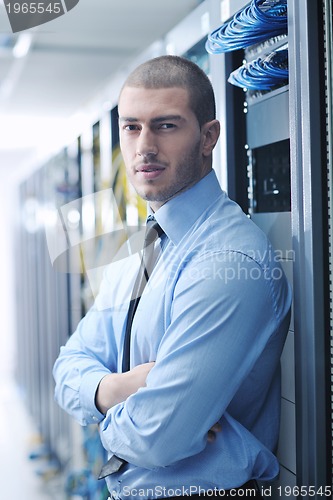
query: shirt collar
[{"left": 151, "top": 170, "right": 223, "bottom": 246}]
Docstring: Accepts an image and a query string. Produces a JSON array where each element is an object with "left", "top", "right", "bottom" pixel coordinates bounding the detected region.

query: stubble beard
[{"left": 132, "top": 140, "right": 203, "bottom": 206}]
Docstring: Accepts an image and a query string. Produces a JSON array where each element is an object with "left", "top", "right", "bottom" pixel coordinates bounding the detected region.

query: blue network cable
[
  {"left": 206, "top": 0, "right": 287, "bottom": 54},
  {"left": 228, "top": 49, "right": 288, "bottom": 90}
]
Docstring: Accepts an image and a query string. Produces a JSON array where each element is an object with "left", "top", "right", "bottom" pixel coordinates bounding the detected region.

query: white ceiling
[{"left": 0, "top": 0, "right": 200, "bottom": 175}]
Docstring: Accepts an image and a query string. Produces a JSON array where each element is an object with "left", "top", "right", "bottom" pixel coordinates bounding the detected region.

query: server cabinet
[
  {"left": 288, "top": 0, "right": 332, "bottom": 492},
  {"left": 16, "top": 149, "right": 78, "bottom": 475}
]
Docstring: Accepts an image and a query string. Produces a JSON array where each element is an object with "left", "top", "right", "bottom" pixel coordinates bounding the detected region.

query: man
[{"left": 53, "top": 55, "right": 292, "bottom": 499}]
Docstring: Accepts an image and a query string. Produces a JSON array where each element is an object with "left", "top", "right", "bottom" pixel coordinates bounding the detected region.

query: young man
[{"left": 53, "top": 56, "right": 292, "bottom": 499}]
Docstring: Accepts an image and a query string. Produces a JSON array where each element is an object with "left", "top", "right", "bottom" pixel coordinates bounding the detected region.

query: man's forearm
[{"left": 95, "top": 362, "right": 155, "bottom": 415}]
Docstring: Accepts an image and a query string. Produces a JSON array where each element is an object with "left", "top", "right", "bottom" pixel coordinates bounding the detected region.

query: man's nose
[{"left": 136, "top": 129, "right": 158, "bottom": 159}]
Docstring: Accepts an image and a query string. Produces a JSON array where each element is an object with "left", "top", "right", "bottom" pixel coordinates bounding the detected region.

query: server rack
[
  {"left": 325, "top": 0, "right": 333, "bottom": 484},
  {"left": 288, "top": 0, "right": 332, "bottom": 491},
  {"left": 16, "top": 149, "right": 78, "bottom": 477}
]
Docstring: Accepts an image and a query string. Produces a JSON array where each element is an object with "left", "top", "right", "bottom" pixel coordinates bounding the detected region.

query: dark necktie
[{"left": 99, "top": 218, "right": 164, "bottom": 480}]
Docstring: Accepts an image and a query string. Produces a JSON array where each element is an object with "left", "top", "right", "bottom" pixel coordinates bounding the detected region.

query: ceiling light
[{"left": 13, "top": 34, "right": 33, "bottom": 58}]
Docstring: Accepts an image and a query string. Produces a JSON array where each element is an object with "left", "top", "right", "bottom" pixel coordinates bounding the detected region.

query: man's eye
[
  {"left": 159, "top": 123, "right": 176, "bottom": 130},
  {"left": 124, "top": 124, "right": 139, "bottom": 131}
]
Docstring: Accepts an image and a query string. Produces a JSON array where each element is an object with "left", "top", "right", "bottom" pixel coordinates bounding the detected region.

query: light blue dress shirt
[{"left": 53, "top": 170, "right": 292, "bottom": 499}]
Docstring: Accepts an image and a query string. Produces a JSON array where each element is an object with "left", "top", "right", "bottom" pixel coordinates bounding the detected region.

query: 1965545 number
[
  {"left": 5, "top": 3, "right": 62, "bottom": 14},
  {"left": 277, "top": 486, "right": 333, "bottom": 497}
]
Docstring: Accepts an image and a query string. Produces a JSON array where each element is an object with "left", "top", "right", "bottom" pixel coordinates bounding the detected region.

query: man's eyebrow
[
  {"left": 151, "top": 115, "right": 183, "bottom": 123},
  {"left": 119, "top": 115, "right": 183, "bottom": 123},
  {"left": 119, "top": 117, "right": 138, "bottom": 123}
]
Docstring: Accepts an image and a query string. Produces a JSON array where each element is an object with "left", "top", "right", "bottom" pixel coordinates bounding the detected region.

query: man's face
[{"left": 118, "top": 86, "right": 212, "bottom": 211}]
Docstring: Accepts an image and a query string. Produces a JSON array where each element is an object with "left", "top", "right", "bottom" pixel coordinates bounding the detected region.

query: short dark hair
[{"left": 122, "top": 55, "right": 216, "bottom": 127}]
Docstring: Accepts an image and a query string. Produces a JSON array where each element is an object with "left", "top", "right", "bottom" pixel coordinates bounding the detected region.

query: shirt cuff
[{"left": 79, "top": 369, "right": 110, "bottom": 424}]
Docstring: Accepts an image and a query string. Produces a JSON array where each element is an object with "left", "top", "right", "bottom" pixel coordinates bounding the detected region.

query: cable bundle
[
  {"left": 206, "top": 0, "right": 287, "bottom": 54},
  {"left": 228, "top": 49, "right": 288, "bottom": 90}
]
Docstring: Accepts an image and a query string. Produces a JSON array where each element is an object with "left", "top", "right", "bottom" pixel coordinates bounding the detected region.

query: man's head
[
  {"left": 121, "top": 55, "right": 216, "bottom": 129},
  {"left": 118, "top": 56, "right": 220, "bottom": 211}
]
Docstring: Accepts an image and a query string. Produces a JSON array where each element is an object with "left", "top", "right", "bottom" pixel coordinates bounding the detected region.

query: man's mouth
[
  {"left": 136, "top": 164, "right": 164, "bottom": 172},
  {"left": 136, "top": 164, "right": 165, "bottom": 179}
]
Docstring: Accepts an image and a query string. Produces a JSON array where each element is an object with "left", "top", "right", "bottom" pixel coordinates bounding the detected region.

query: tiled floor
[{"left": 0, "top": 374, "right": 65, "bottom": 500}]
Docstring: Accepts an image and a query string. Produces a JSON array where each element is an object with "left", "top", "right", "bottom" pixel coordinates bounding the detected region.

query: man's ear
[{"left": 201, "top": 120, "right": 220, "bottom": 157}]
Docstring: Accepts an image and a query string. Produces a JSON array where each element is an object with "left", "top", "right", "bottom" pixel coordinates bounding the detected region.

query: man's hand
[
  {"left": 207, "top": 422, "right": 222, "bottom": 443},
  {"left": 95, "top": 362, "right": 155, "bottom": 415}
]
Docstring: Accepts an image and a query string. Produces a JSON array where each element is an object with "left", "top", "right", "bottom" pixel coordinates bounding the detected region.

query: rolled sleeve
[
  {"left": 79, "top": 370, "right": 111, "bottom": 424},
  {"left": 53, "top": 305, "right": 119, "bottom": 425}
]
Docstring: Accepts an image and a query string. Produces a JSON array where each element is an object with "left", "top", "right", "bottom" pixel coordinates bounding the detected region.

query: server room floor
[{"left": 0, "top": 374, "right": 65, "bottom": 500}]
